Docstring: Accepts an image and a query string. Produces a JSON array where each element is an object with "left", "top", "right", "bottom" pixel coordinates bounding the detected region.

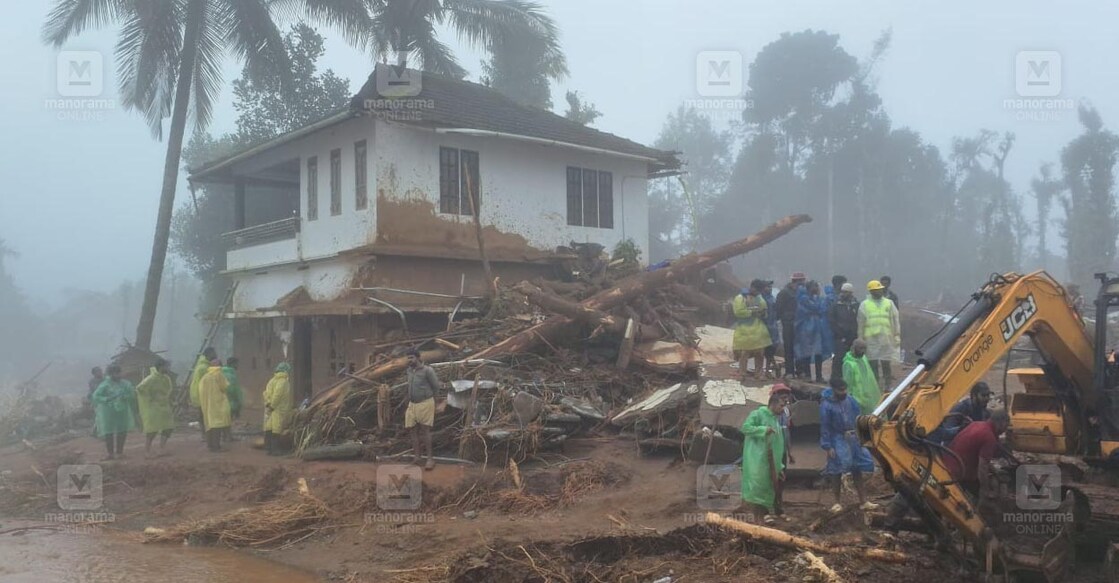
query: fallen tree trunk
[
  {"left": 475, "top": 215, "right": 811, "bottom": 359},
  {"left": 704, "top": 512, "right": 909, "bottom": 563},
  {"left": 309, "top": 349, "right": 447, "bottom": 407},
  {"left": 801, "top": 551, "right": 845, "bottom": 583},
  {"left": 513, "top": 282, "right": 664, "bottom": 341}
]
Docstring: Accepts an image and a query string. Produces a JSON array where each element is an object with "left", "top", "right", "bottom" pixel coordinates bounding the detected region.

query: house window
[
  {"left": 306, "top": 156, "right": 318, "bottom": 221},
  {"left": 355, "top": 140, "right": 368, "bottom": 210},
  {"left": 329, "top": 148, "right": 342, "bottom": 216},
  {"left": 566, "top": 167, "right": 614, "bottom": 228},
  {"left": 439, "top": 146, "right": 480, "bottom": 215}
]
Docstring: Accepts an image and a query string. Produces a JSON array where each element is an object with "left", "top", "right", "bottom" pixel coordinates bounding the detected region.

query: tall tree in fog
[
  {"left": 1030, "top": 163, "right": 1063, "bottom": 269},
  {"left": 481, "top": 27, "right": 567, "bottom": 109},
  {"left": 1061, "top": 105, "right": 1119, "bottom": 286},
  {"left": 173, "top": 24, "right": 351, "bottom": 284},
  {"left": 42, "top": 0, "right": 363, "bottom": 351},
  {"left": 363, "top": 0, "right": 561, "bottom": 79},
  {"left": 648, "top": 106, "right": 732, "bottom": 259}
]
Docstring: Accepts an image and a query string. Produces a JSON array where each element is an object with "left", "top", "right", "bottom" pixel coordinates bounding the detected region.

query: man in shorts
[{"left": 405, "top": 350, "right": 443, "bottom": 470}]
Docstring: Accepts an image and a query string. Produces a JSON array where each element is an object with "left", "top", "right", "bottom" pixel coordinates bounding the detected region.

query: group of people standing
[
  {"left": 86, "top": 348, "right": 294, "bottom": 460},
  {"left": 731, "top": 272, "right": 902, "bottom": 389}
]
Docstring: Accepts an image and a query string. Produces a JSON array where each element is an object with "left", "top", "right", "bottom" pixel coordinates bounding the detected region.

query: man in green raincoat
[
  {"left": 136, "top": 358, "right": 175, "bottom": 457},
  {"left": 190, "top": 347, "right": 217, "bottom": 438},
  {"left": 842, "top": 339, "right": 881, "bottom": 416},
  {"left": 92, "top": 364, "right": 135, "bottom": 460},
  {"left": 732, "top": 280, "right": 773, "bottom": 381},
  {"left": 263, "top": 362, "right": 294, "bottom": 456},
  {"left": 741, "top": 389, "right": 787, "bottom": 524}
]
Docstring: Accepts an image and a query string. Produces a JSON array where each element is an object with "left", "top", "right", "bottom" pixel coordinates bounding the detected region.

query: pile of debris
[{"left": 291, "top": 215, "right": 812, "bottom": 463}]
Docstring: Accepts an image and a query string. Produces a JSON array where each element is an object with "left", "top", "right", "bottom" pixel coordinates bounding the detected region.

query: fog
[{"left": 2, "top": 0, "right": 1117, "bottom": 382}]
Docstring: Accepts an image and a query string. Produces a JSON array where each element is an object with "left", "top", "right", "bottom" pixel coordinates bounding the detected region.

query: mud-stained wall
[
  {"left": 372, "top": 120, "right": 650, "bottom": 260},
  {"left": 362, "top": 255, "right": 553, "bottom": 309}
]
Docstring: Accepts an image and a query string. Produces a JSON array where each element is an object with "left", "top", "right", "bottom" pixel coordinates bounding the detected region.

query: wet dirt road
[{"left": 0, "top": 524, "right": 319, "bottom": 582}]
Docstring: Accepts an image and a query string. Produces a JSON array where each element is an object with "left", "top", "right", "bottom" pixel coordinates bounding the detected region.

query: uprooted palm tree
[{"left": 42, "top": 0, "right": 368, "bottom": 351}]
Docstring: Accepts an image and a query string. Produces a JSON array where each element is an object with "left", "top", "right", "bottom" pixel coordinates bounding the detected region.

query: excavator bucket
[{"left": 1000, "top": 495, "right": 1077, "bottom": 582}]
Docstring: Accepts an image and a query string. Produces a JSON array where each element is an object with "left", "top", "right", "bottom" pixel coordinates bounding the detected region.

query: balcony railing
[{"left": 222, "top": 217, "right": 300, "bottom": 248}]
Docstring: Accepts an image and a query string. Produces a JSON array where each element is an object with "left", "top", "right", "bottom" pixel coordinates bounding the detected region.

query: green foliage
[
  {"left": 612, "top": 239, "right": 642, "bottom": 265},
  {"left": 1061, "top": 104, "right": 1119, "bottom": 287},
  {"left": 563, "top": 90, "right": 601, "bottom": 126}
]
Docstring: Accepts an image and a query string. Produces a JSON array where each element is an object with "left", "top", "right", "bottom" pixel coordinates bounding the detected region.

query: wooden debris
[
  {"left": 802, "top": 551, "right": 845, "bottom": 583},
  {"left": 704, "top": 512, "right": 909, "bottom": 563}
]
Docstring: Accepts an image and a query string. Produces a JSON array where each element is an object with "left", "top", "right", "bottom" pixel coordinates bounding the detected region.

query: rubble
[{"left": 290, "top": 216, "right": 812, "bottom": 464}]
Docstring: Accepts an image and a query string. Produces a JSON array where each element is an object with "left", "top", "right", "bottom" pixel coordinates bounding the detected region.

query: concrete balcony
[{"left": 223, "top": 217, "right": 301, "bottom": 271}]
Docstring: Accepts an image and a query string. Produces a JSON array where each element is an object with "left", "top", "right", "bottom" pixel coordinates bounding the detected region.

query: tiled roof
[{"left": 351, "top": 64, "right": 679, "bottom": 172}]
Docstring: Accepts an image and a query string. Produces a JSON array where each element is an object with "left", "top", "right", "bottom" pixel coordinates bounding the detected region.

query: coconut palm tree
[
  {"left": 42, "top": 0, "right": 369, "bottom": 350},
  {"left": 365, "top": 0, "right": 562, "bottom": 79}
]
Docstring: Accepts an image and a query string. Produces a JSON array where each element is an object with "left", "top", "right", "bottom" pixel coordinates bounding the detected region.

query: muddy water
[{"left": 0, "top": 526, "right": 319, "bottom": 582}]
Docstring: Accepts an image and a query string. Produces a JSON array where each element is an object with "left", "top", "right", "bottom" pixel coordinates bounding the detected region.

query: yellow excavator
[{"left": 857, "top": 271, "right": 1119, "bottom": 581}]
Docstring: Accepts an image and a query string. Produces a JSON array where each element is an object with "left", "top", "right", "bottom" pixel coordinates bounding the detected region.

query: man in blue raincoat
[
  {"left": 820, "top": 378, "right": 877, "bottom": 513},
  {"left": 795, "top": 281, "right": 830, "bottom": 383}
]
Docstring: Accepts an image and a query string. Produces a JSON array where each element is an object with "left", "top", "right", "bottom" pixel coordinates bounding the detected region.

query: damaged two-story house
[{"left": 187, "top": 64, "right": 680, "bottom": 399}]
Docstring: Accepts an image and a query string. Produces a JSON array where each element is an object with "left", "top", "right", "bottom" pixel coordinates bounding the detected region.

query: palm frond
[
  {"left": 43, "top": 0, "right": 129, "bottom": 46},
  {"left": 298, "top": 0, "right": 375, "bottom": 51},
  {"left": 115, "top": 0, "right": 184, "bottom": 138},
  {"left": 412, "top": 31, "right": 466, "bottom": 78},
  {"left": 191, "top": 0, "right": 227, "bottom": 130},
  {"left": 218, "top": 0, "right": 290, "bottom": 83},
  {"left": 444, "top": 0, "right": 559, "bottom": 53}
]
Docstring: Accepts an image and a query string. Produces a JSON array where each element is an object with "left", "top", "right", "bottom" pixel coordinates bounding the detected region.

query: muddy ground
[{"left": 1, "top": 396, "right": 1115, "bottom": 582}]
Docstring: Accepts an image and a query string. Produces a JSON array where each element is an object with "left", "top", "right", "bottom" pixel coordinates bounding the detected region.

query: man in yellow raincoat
[
  {"left": 189, "top": 347, "right": 217, "bottom": 439},
  {"left": 198, "top": 359, "right": 231, "bottom": 452},
  {"left": 741, "top": 388, "right": 787, "bottom": 525},
  {"left": 732, "top": 280, "right": 773, "bottom": 381},
  {"left": 136, "top": 358, "right": 175, "bottom": 457},
  {"left": 263, "top": 362, "right": 293, "bottom": 456}
]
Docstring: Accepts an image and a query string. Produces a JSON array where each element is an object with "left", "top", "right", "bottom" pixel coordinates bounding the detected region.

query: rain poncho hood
[
  {"left": 819, "top": 388, "right": 875, "bottom": 475},
  {"left": 740, "top": 406, "right": 786, "bottom": 512},
  {"left": 92, "top": 377, "right": 135, "bottom": 437},
  {"left": 135, "top": 367, "right": 174, "bottom": 434},
  {"left": 264, "top": 371, "right": 294, "bottom": 435},
  {"left": 199, "top": 366, "right": 232, "bottom": 430}
]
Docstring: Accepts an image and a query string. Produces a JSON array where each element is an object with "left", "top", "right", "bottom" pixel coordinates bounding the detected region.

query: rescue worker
[
  {"left": 842, "top": 339, "right": 880, "bottom": 415},
  {"left": 406, "top": 350, "right": 443, "bottom": 470},
  {"left": 190, "top": 347, "right": 217, "bottom": 440},
  {"left": 92, "top": 364, "right": 135, "bottom": 460},
  {"left": 772, "top": 383, "right": 795, "bottom": 520},
  {"left": 198, "top": 359, "right": 231, "bottom": 452},
  {"left": 776, "top": 272, "right": 806, "bottom": 377},
  {"left": 223, "top": 357, "right": 244, "bottom": 444},
  {"left": 795, "top": 280, "right": 828, "bottom": 383},
  {"left": 929, "top": 382, "right": 993, "bottom": 445},
  {"left": 880, "top": 275, "right": 900, "bottom": 307},
  {"left": 263, "top": 362, "right": 294, "bottom": 456},
  {"left": 829, "top": 283, "right": 860, "bottom": 377},
  {"left": 740, "top": 389, "right": 788, "bottom": 525},
  {"left": 732, "top": 280, "right": 773, "bottom": 380},
  {"left": 943, "top": 409, "right": 1011, "bottom": 497},
  {"left": 135, "top": 358, "right": 175, "bottom": 458},
  {"left": 859, "top": 280, "right": 901, "bottom": 389},
  {"left": 86, "top": 366, "right": 104, "bottom": 435},
  {"left": 819, "top": 378, "right": 878, "bottom": 513},
  {"left": 761, "top": 281, "right": 780, "bottom": 377}
]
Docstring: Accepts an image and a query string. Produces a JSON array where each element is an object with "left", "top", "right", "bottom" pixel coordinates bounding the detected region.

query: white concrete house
[{"left": 189, "top": 64, "right": 679, "bottom": 397}]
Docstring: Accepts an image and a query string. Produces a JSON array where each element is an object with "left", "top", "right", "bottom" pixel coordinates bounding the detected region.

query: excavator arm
[{"left": 857, "top": 271, "right": 1098, "bottom": 578}]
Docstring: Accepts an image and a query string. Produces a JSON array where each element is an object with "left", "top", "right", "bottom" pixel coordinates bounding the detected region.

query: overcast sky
[{"left": 2, "top": 0, "right": 1115, "bottom": 307}]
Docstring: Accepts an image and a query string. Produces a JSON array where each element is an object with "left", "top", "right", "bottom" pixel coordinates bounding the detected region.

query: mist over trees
[{"left": 651, "top": 29, "right": 1119, "bottom": 302}]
